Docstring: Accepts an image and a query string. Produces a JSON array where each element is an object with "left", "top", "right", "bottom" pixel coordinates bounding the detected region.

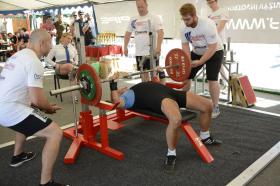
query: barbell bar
[
  {"left": 50, "top": 48, "right": 191, "bottom": 106},
  {"left": 50, "top": 64, "right": 179, "bottom": 95},
  {"left": 100, "top": 64, "right": 179, "bottom": 83}
]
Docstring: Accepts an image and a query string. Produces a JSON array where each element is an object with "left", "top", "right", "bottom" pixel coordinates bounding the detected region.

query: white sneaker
[{"left": 212, "top": 106, "right": 220, "bottom": 118}]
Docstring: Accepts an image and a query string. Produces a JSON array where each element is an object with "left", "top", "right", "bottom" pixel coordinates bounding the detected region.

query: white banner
[
  {"left": 221, "top": 0, "right": 280, "bottom": 44},
  {"left": 94, "top": 0, "right": 280, "bottom": 43}
]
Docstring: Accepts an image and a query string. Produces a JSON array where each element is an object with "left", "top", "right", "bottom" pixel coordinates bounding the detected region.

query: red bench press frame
[{"left": 63, "top": 82, "right": 214, "bottom": 164}]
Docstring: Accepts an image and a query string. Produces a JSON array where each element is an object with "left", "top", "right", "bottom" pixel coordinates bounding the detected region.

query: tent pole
[
  {"left": 90, "top": 2, "right": 99, "bottom": 36},
  {"left": 26, "top": 13, "right": 31, "bottom": 34}
]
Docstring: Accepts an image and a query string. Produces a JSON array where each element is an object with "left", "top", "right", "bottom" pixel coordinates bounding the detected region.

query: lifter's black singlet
[{"left": 130, "top": 82, "right": 186, "bottom": 114}]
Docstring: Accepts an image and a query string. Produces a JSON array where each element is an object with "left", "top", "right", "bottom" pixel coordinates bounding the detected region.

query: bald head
[
  {"left": 28, "top": 29, "right": 52, "bottom": 57},
  {"left": 29, "top": 29, "right": 51, "bottom": 44}
]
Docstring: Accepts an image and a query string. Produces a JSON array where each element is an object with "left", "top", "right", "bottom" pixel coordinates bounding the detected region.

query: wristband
[
  {"left": 110, "top": 80, "right": 118, "bottom": 91},
  {"left": 158, "top": 71, "right": 166, "bottom": 79}
]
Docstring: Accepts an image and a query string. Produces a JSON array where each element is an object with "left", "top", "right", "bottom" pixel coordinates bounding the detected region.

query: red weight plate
[
  {"left": 165, "top": 48, "right": 191, "bottom": 82},
  {"left": 77, "top": 64, "right": 102, "bottom": 105}
]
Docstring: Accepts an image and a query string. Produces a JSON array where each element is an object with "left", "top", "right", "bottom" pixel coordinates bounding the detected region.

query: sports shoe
[
  {"left": 10, "top": 152, "right": 36, "bottom": 167},
  {"left": 164, "top": 155, "right": 176, "bottom": 173},
  {"left": 201, "top": 136, "right": 223, "bottom": 146},
  {"left": 211, "top": 105, "right": 220, "bottom": 118},
  {"left": 39, "top": 180, "right": 69, "bottom": 186}
]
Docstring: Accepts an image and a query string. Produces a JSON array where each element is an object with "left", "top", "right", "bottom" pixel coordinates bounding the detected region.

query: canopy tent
[
  {"left": 1, "top": 0, "right": 280, "bottom": 42},
  {"left": 0, "top": 0, "right": 135, "bottom": 36},
  {"left": 0, "top": 0, "right": 130, "bottom": 13},
  {"left": 0, "top": 0, "right": 206, "bottom": 38},
  {"left": 0, "top": 0, "right": 279, "bottom": 92}
]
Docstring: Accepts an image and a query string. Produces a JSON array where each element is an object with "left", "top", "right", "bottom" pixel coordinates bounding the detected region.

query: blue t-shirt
[{"left": 120, "top": 89, "right": 135, "bottom": 109}]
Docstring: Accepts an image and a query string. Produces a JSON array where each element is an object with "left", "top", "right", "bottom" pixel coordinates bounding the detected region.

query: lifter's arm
[
  {"left": 110, "top": 80, "right": 127, "bottom": 108},
  {"left": 111, "top": 88, "right": 127, "bottom": 108}
]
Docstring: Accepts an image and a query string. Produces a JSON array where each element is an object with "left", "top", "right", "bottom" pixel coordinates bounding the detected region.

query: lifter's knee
[
  {"left": 168, "top": 116, "right": 182, "bottom": 129},
  {"left": 203, "top": 101, "right": 213, "bottom": 114}
]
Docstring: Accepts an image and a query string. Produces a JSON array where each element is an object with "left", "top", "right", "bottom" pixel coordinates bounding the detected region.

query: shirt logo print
[
  {"left": 131, "top": 19, "right": 137, "bottom": 29},
  {"left": 34, "top": 74, "right": 42, "bottom": 80},
  {"left": 185, "top": 32, "right": 192, "bottom": 43}
]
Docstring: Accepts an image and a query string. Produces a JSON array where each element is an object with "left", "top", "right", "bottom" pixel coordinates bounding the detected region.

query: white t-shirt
[
  {"left": 181, "top": 17, "right": 223, "bottom": 55},
  {"left": 46, "top": 43, "right": 78, "bottom": 65},
  {"left": 127, "top": 13, "right": 163, "bottom": 56},
  {"left": 208, "top": 8, "right": 230, "bottom": 44},
  {"left": 0, "top": 49, "right": 44, "bottom": 127}
]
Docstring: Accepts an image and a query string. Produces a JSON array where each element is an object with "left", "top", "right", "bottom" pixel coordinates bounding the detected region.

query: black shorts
[
  {"left": 9, "top": 109, "right": 52, "bottom": 137},
  {"left": 136, "top": 56, "right": 159, "bottom": 71},
  {"left": 189, "top": 50, "right": 224, "bottom": 81},
  {"left": 131, "top": 82, "right": 187, "bottom": 114}
]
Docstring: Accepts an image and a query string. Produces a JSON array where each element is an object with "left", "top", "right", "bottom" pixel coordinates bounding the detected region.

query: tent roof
[{"left": 0, "top": 0, "right": 130, "bottom": 11}]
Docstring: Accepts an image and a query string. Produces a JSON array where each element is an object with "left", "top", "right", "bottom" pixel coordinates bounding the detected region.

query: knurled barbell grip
[
  {"left": 100, "top": 64, "right": 179, "bottom": 83},
  {"left": 50, "top": 84, "right": 83, "bottom": 96}
]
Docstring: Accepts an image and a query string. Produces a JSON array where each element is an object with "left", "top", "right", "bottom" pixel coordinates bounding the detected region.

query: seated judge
[{"left": 45, "top": 33, "right": 78, "bottom": 76}]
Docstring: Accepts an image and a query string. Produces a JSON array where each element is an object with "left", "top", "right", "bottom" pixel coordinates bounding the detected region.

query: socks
[
  {"left": 200, "top": 131, "right": 210, "bottom": 140},
  {"left": 167, "top": 148, "right": 176, "bottom": 156}
]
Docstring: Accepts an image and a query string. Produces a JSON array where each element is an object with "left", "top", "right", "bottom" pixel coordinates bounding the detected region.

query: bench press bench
[
  {"left": 61, "top": 80, "right": 214, "bottom": 164},
  {"left": 63, "top": 102, "right": 214, "bottom": 164},
  {"left": 108, "top": 108, "right": 214, "bottom": 164}
]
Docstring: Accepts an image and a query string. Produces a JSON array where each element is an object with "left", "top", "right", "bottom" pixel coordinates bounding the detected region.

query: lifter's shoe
[
  {"left": 163, "top": 155, "right": 176, "bottom": 173},
  {"left": 10, "top": 152, "right": 36, "bottom": 167},
  {"left": 202, "top": 136, "right": 223, "bottom": 146},
  {"left": 39, "top": 180, "right": 70, "bottom": 186}
]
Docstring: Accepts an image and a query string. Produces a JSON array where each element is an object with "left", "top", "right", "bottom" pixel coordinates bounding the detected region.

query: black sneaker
[
  {"left": 201, "top": 136, "right": 223, "bottom": 146},
  {"left": 164, "top": 155, "right": 176, "bottom": 173},
  {"left": 39, "top": 180, "right": 69, "bottom": 186},
  {"left": 10, "top": 152, "right": 36, "bottom": 167}
]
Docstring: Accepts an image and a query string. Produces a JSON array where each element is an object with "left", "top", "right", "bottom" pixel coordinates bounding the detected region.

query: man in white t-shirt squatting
[
  {"left": 0, "top": 29, "right": 68, "bottom": 186},
  {"left": 124, "top": 0, "right": 164, "bottom": 82},
  {"left": 180, "top": 3, "right": 224, "bottom": 118}
]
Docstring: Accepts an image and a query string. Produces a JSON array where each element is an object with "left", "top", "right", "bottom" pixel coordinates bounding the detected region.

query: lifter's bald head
[{"left": 28, "top": 29, "right": 52, "bottom": 57}]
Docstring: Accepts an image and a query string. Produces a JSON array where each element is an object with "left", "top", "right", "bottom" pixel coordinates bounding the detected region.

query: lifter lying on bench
[{"left": 110, "top": 78, "right": 222, "bottom": 172}]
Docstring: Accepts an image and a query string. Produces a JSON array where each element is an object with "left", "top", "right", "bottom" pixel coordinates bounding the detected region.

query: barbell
[{"left": 50, "top": 48, "right": 191, "bottom": 105}]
